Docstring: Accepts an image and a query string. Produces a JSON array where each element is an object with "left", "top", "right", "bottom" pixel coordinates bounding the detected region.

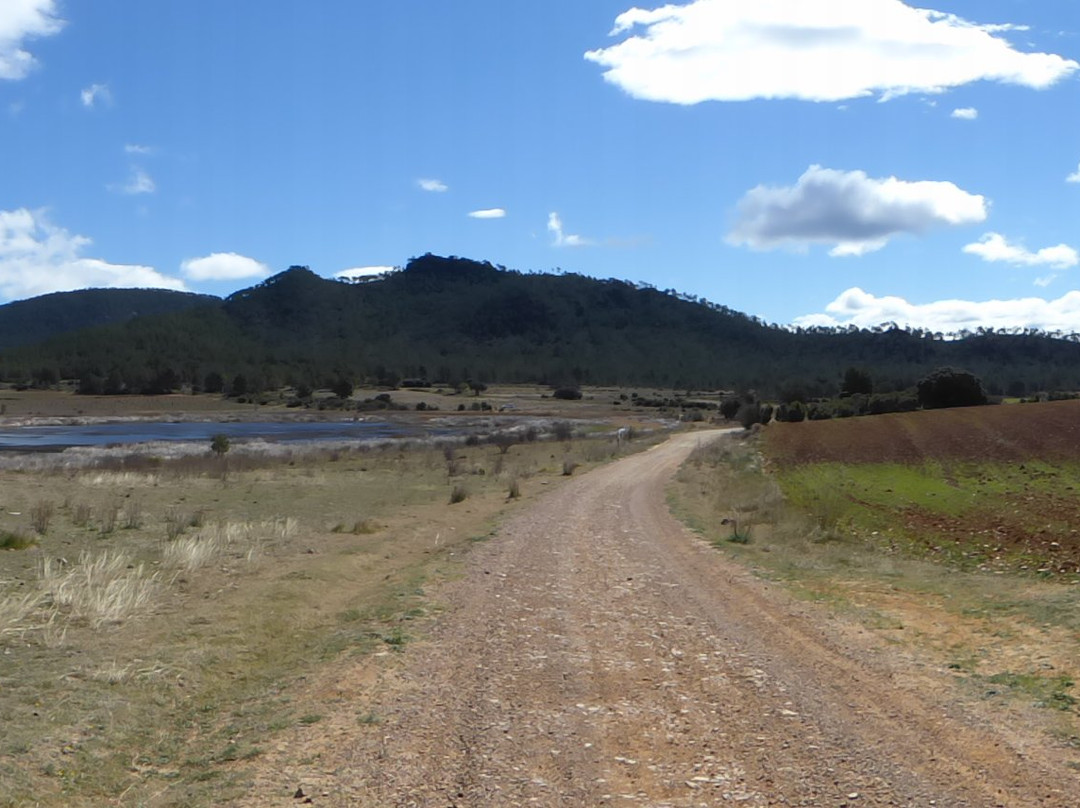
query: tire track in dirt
[{"left": 238, "top": 431, "right": 1074, "bottom": 807}]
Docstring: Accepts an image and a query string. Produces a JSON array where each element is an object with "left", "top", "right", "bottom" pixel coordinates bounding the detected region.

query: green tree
[
  {"left": 210, "top": 434, "right": 230, "bottom": 456},
  {"left": 917, "top": 367, "right": 988, "bottom": 409},
  {"left": 841, "top": 367, "right": 873, "bottom": 396}
]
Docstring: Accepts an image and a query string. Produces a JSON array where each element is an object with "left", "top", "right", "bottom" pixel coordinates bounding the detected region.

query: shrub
[
  {"left": 719, "top": 397, "right": 741, "bottom": 420},
  {"left": 736, "top": 402, "right": 761, "bottom": 429},
  {"left": 562, "top": 459, "right": 579, "bottom": 476},
  {"left": 917, "top": 367, "right": 988, "bottom": 409},
  {"left": 507, "top": 478, "right": 521, "bottom": 499},
  {"left": 552, "top": 387, "right": 583, "bottom": 400},
  {"left": 210, "top": 434, "right": 230, "bottom": 457},
  {"left": 0, "top": 529, "right": 35, "bottom": 550},
  {"left": 758, "top": 404, "right": 774, "bottom": 424},
  {"left": 449, "top": 484, "right": 468, "bottom": 504},
  {"left": 30, "top": 500, "right": 55, "bottom": 535}
]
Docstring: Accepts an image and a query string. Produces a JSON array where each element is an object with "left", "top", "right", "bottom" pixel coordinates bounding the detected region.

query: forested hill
[
  {"left": 2, "top": 254, "right": 1080, "bottom": 398},
  {"left": 0, "top": 288, "right": 219, "bottom": 351}
]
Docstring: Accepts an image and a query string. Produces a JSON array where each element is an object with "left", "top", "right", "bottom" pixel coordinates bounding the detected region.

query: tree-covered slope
[
  {"left": 0, "top": 288, "right": 220, "bottom": 351},
  {"left": 3, "top": 255, "right": 1080, "bottom": 397}
]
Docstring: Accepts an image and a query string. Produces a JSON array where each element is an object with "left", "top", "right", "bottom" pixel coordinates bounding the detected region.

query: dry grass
[{"left": 0, "top": 425, "right": 664, "bottom": 806}]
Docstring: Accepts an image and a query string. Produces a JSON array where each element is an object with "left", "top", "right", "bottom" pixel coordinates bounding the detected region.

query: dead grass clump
[
  {"left": 39, "top": 550, "right": 160, "bottom": 630},
  {"left": 507, "top": 478, "right": 521, "bottom": 499},
  {"left": 29, "top": 500, "right": 55, "bottom": 534},
  {"left": 71, "top": 501, "right": 92, "bottom": 527},
  {"left": 122, "top": 498, "right": 144, "bottom": 529},
  {"left": 165, "top": 517, "right": 298, "bottom": 571},
  {"left": 562, "top": 459, "right": 579, "bottom": 476},
  {"left": 98, "top": 501, "right": 120, "bottom": 535}
]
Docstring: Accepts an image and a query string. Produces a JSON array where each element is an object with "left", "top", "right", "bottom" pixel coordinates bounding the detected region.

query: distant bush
[
  {"left": 736, "top": 402, "right": 761, "bottom": 429},
  {"left": 720, "top": 397, "right": 740, "bottom": 420},
  {"left": 917, "top": 367, "right": 988, "bottom": 409},
  {"left": 449, "top": 484, "right": 468, "bottom": 504},
  {"left": 552, "top": 387, "right": 583, "bottom": 400},
  {"left": 776, "top": 401, "right": 806, "bottom": 422}
]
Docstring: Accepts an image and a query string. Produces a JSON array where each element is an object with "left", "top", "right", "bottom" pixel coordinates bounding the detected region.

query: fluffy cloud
[
  {"left": 334, "top": 266, "right": 396, "bottom": 282},
  {"left": 467, "top": 208, "right": 506, "bottom": 219},
  {"left": 951, "top": 107, "right": 978, "bottom": 120},
  {"left": 728, "top": 165, "right": 987, "bottom": 256},
  {"left": 0, "top": 207, "right": 185, "bottom": 301},
  {"left": 963, "top": 232, "right": 1078, "bottom": 270},
  {"left": 585, "top": 0, "right": 1078, "bottom": 104},
  {"left": 0, "top": 0, "right": 63, "bottom": 80},
  {"left": 795, "top": 286, "right": 1080, "bottom": 333},
  {"left": 80, "top": 82, "right": 111, "bottom": 108},
  {"left": 548, "top": 212, "right": 591, "bottom": 247},
  {"left": 418, "top": 178, "right": 448, "bottom": 192},
  {"left": 180, "top": 252, "right": 270, "bottom": 282},
  {"left": 1067, "top": 163, "right": 1080, "bottom": 184}
]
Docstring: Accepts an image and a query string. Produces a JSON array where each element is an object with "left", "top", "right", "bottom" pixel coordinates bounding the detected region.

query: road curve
[{"left": 242, "top": 430, "right": 1074, "bottom": 807}]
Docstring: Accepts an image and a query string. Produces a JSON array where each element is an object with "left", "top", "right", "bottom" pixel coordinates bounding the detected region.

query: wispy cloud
[
  {"left": 0, "top": 207, "right": 185, "bottom": 301},
  {"left": 548, "top": 212, "right": 591, "bottom": 247},
  {"left": 112, "top": 167, "right": 156, "bottom": 195},
  {"left": 124, "top": 143, "right": 153, "bottom": 155},
  {"left": 418, "top": 178, "right": 448, "bottom": 192},
  {"left": 0, "top": 0, "right": 64, "bottom": 81},
  {"left": 728, "top": 165, "right": 987, "bottom": 256},
  {"left": 951, "top": 107, "right": 978, "bottom": 120},
  {"left": 795, "top": 286, "right": 1080, "bottom": 333},
  {"left": 586, "top": 0, "right": 1078, "bottom": 105},
  {"left": 180, "top": 252, "right": 270, "bottom": 282},
  {"left": 468, "top": 208, "right": 506, "bottom": 219},
  {"left": 963, "top": 232, "right": 1078, "bottom": 270},
  {"left": 80, "top": 82, "right": 111, "bottom": 108}
]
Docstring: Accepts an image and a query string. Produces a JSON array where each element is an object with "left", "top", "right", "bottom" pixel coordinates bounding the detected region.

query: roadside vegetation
[
  {"left": 670, "top": 403, "right": 1080, "bottom": 755},
  {"left": 0, "top": 426, "right": 657, "bottom": 806}
]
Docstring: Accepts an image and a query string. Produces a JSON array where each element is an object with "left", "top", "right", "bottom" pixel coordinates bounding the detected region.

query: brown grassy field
[{"left": 0, "top": 425, "right": 660, "bottom": 806}]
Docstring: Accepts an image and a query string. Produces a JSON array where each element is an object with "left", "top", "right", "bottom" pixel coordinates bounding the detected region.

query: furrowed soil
[
  {"left": 762, "top": 399, "right": 1080, "bottom": 466},
  {"left": 233, "top": 431, "right": 1076, "bottom": 806}
]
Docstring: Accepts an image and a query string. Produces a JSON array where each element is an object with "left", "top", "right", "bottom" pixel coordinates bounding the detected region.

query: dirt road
[{"left": 240, "top": 431, "right": 1075, "bottom": 806}]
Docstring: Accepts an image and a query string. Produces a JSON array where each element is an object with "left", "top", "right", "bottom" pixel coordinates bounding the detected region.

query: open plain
[{"left": 1, "top": 391, "right": 1078, "bottom": 806}]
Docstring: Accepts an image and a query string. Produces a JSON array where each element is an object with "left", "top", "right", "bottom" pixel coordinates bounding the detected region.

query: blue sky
[{"left": 1, "top": 0, "right": 1078, "bottom": 333}]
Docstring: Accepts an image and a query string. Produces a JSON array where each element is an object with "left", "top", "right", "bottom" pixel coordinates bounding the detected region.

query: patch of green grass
[
  {"left": 0, "top": 530, "right": 35, "bottom": 550},
  {"left": 982, "top": 672, "right": 1077, "bottom": 711}
]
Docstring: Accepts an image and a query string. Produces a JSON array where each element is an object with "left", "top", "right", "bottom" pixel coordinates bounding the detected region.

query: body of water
[{"left": 0, "top": 419, "right": 435, "bottom": 451}]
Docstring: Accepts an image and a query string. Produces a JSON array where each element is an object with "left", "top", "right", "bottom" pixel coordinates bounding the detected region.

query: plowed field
[{"left": 763, "top": 399, "right": 1080, "bottom": 466}]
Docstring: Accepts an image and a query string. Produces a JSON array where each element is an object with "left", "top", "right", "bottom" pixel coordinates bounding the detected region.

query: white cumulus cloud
[
  {"left": 962, "top": 232, "right": 1078, "bottom": 270},
  {"left": 418, "top": 178, "right": 448, "bottom": 192},
  {"left": 80, "top": 82, "right": 111, "bottom": 108},
  {"left": 585, "top": 0, "right": 1078, "bottom": 104},
  {"left": 794, "top": 286, "right": 1080, "bottom": 333},
  {"left": 0, "top": 0, "right": 63, "bottom": 80},
  {"left": 334, "top": 266, "right": 396, "bottom": 281},
  {"left": 951, "top": 107, "right": 978, "bottom": 120},
  {"left": 548, "top": 212, "right": 591, "bottom": 247},
  {"left": 0, "top": 207, "right": 185, "bottom": 301},
  {"left": 728, "top": 165, "right": 987, "bottom": 256},
  {"left": 468, "top": 208, "right": 506, "bottom": 219},
  {"left": 1067, "top": 163, "right": 1080, "bottom": 183},
  {"left": 180, "top": 252, "right": 270, "bottom": 282}
]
